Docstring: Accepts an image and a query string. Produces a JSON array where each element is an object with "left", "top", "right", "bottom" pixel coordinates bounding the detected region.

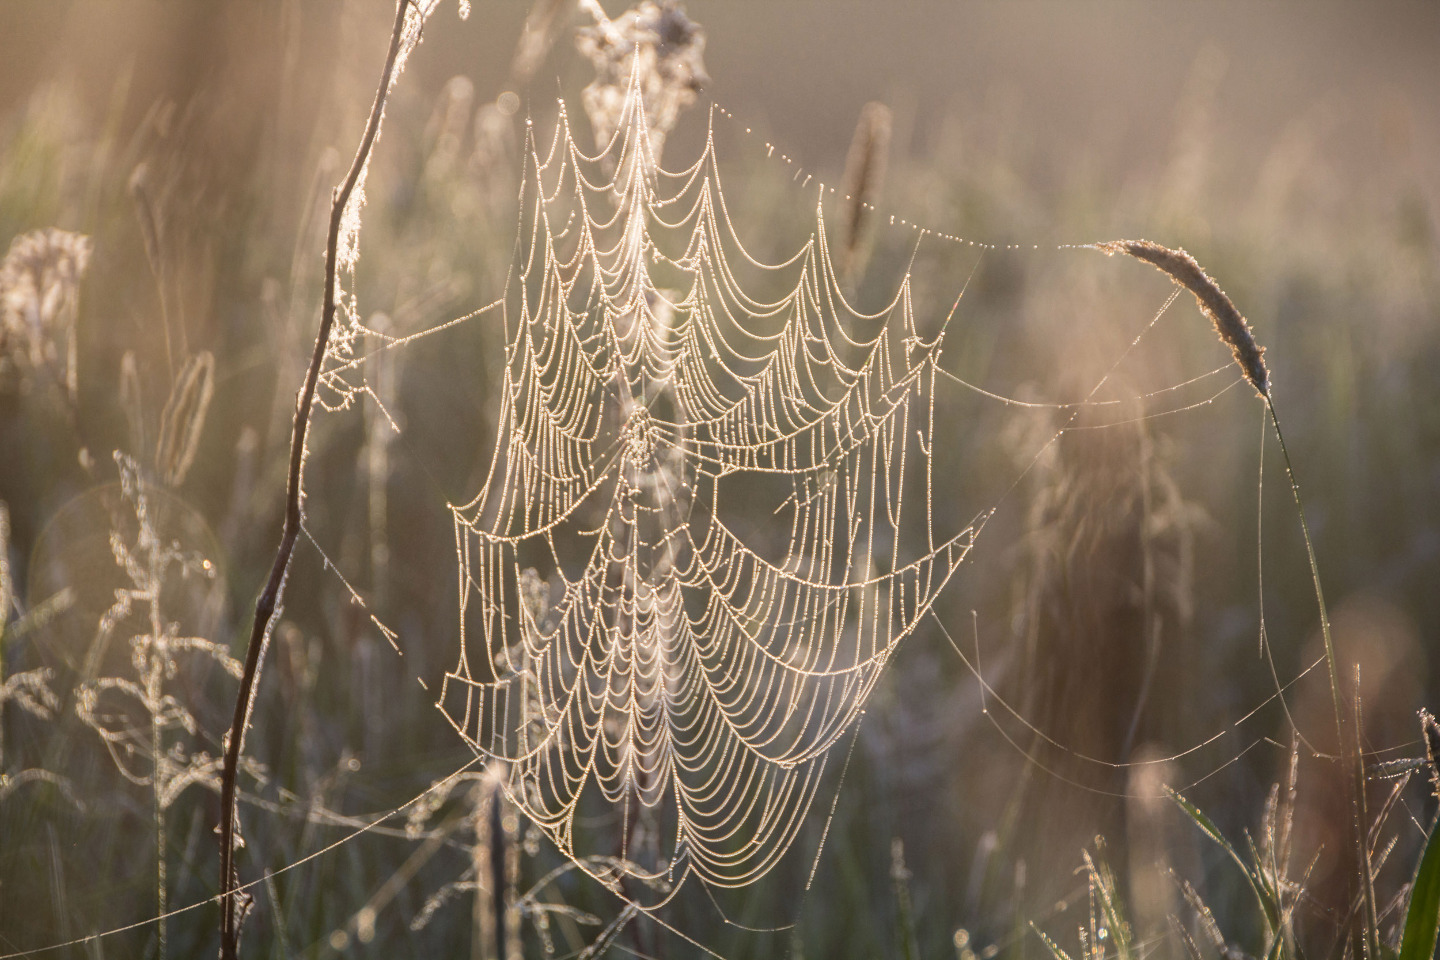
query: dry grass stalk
[
  {"left": 1095, "top": 239, "right": 1269, "bottom": 398},
  {"left": 1422, "top": 709, "right": 1440, "bottom": 798},
  {"left": 510, "top": 0, "right": 576, "bottom": 87},
  {"left": 119, "top": 350, "right": 145, "bottom": 452},
  {"left": 128, "top": 162, "right": 182, "bottom": 378},
  {"left": 156, "top": 349, "right": 215, "bottom": 487},
  {"left": 1092, "top": 243, "right": 1390, "bottom": 957},
  {"left": 0, "top": 501, "right": 11, "bottom": 640}
]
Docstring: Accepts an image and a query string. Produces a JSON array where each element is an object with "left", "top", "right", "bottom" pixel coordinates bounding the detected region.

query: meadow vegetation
[{"left": 0, "top": 2, "right": 1437, "bottom": 958}]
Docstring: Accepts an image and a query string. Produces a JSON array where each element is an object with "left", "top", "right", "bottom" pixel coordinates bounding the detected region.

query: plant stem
[
  {"left": 0, "top": 501, "right": 10, "bottom": 773},
  {"left": 217, "top": 3, "right": 414, "bottom": 956},
  {"left": 1266, "top": 399, "right": 1379, "bottom": 960},
  {"left": 151, "top": 596, "right": 168, "bottom": 960}
]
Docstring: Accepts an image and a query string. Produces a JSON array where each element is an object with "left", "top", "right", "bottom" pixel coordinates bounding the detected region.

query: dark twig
[{"left": 218, "top": 3, "right": 414, "bottom": 956}]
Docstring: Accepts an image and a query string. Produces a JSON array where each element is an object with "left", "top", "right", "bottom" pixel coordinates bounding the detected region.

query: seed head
[{"left": 1095, "top": 239, "right": 1269, "bottom": 398}]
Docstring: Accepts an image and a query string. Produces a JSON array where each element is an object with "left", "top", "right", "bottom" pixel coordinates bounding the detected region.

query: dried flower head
[
  {"left": 577, "top": 0, "right": 708, "bottom": 162},
  {"left": 0, "top": 228, "right": 92, "bottom": 396}
]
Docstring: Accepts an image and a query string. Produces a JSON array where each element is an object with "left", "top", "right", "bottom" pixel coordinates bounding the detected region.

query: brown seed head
[
  {"left": 840, "top": 101, "right": 892, "bottom": 284},
  {"left": 1095, "top": 239, "right": 1269, "bottom": 398}
]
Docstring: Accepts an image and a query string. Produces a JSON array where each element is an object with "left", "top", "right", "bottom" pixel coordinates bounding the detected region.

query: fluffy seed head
[{"left": 1096, "top": 239, "right": 1269, "bottom": 398}]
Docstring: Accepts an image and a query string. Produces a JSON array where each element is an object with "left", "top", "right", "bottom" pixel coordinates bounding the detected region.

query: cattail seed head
[{"left": 840, "top": 101, "right": 892, "bottom": 284}]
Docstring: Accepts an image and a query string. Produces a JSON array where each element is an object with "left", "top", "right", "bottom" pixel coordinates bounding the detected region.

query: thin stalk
[
  {"left": 1094, "top": 239, "right": 1374, "bottom": 957},
  {"left": 1266, "top": 399, "right": 1379, "bottom": 959},
  {"left": 151, "top": 610, "right": 168, "bottom": 960},
  {"left": 0, "top": 501, "right": 10, "bottom": 772},
  {"left": 152, "top": 668, "right": 167, "bottom": 960},
  {"left": 217, "top": 3, "right": 415, "bottom": 956}
]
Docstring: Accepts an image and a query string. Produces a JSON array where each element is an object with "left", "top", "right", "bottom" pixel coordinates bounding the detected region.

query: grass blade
[
  {"left": 1030, "top": 922, "right": 1074, "bottom": 960},
  {"left": 1398, "top": 815, "right": 1440, "bottom": 960},
  {"left": 1168, "top": 788, "right": 1270, "bottom": 921}
]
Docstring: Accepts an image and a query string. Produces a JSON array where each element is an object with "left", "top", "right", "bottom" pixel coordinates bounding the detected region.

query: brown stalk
[{"left": 217, "top": 3, "right": 415, "bottom": 956}]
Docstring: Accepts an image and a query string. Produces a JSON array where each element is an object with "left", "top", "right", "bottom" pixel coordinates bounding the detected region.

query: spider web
[
  {"left": 433, "top": 78, "right": 979, "bottom": 900},
  {"left": 290, "top": 21, "right": 1318, "bottom": 939}
]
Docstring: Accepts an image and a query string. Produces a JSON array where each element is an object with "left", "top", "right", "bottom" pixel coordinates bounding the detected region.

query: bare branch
[{"left": 218, "top": 3, "right": 417, "bottom": 955}]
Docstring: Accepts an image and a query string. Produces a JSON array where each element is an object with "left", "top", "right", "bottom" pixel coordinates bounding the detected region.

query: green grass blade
[
  {"left": 1168, "top": 788, "right": 1269, "bottom": 920},
  {"left": 1260, "top": 924, "right": 1288, "bottom": 960},
  {"left": 1168, "top": 789, "right": 1253, "bottom": 877},
  {"left": 1398, "top": 815, "right": 1440, "bottom": 960},
  {"left": 1083, "top": 851, "right": 1133, "bottom": 960},
  {"left": 1244, "top": 831, "right": 1282, "bottom": 936}
]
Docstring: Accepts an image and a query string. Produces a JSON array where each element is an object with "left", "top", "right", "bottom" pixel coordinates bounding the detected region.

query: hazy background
[{"left": 1, "top": 2, "right": 1437, "bottom": 958}]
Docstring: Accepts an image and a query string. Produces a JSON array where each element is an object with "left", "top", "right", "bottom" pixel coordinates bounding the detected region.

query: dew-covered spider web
[
  {"left": 269, "top": 56, "right": 1357, "bottom": 950},
  {"left": 5, "top": 5, "right": 1424, "bottom": 959},
  {"left": 255, "top": 14, "right": 1369, "bottom": 951},
  {"left": 292, "top": 46, "right": 1320, "bottom": 929},
  {"left": 431, "top": 78, "right": 981, "bottom": 901}
]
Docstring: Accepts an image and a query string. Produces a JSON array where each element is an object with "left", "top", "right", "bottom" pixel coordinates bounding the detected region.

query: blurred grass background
[{"left": 0, "top": 1, "right": 1437, "bottom": 957}]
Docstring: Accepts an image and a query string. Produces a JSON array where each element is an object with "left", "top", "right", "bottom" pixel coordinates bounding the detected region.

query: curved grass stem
[
  {"left": 1266, "top": 397, "right": 1379, "bottom": 960},
  {"left": 1095, "top": 237, "right": 1376, "bottom": 958}
]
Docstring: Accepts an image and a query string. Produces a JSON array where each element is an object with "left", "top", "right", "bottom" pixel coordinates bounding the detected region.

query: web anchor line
[{"left": 709, "top": 100, "right": 1047, "bottom": 253}]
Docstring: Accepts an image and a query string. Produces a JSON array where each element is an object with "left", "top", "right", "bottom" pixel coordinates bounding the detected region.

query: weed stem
[
  {"left": 217, "top": 3, "right": 416, "bottom": 956},
  {"left": 1266, "top": 398, "right": 1379, "bottom": 959}
]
